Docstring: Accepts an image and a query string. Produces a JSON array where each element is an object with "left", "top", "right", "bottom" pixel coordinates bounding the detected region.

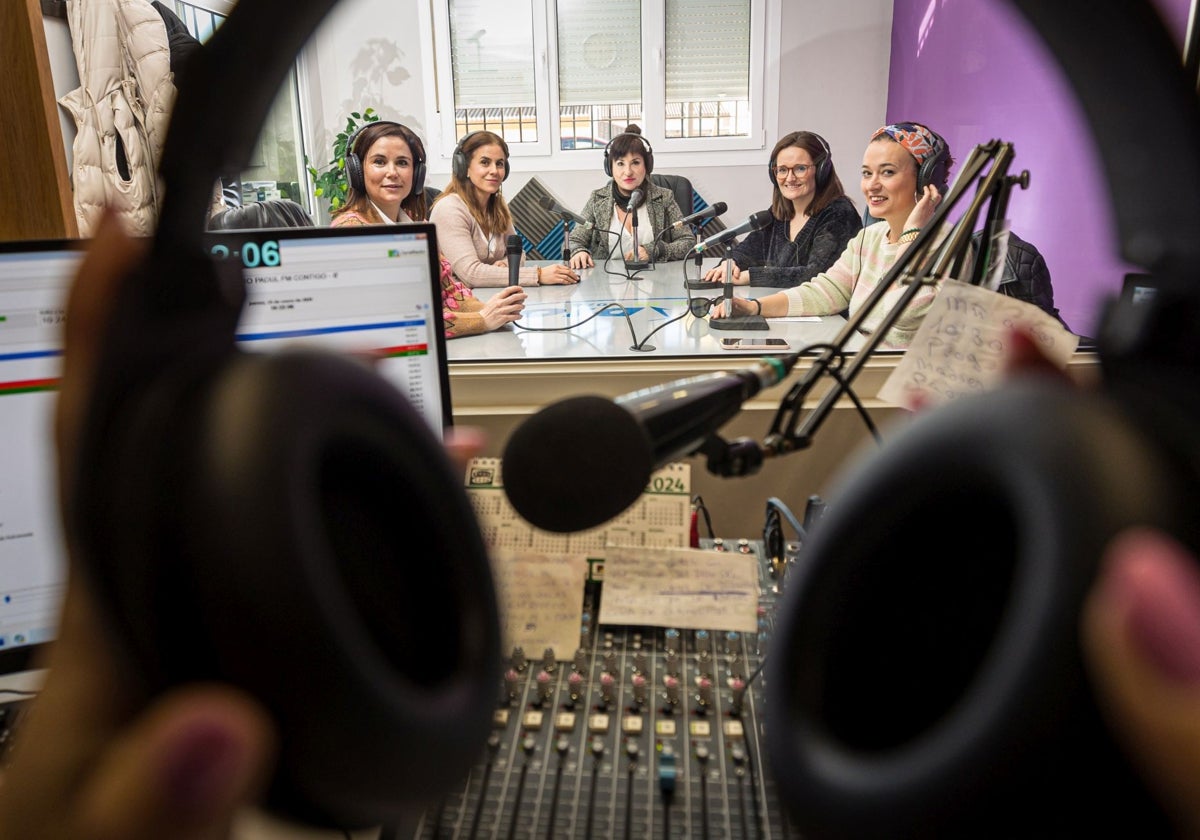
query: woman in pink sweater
[{"left": 430, "top": 131, "right": 578, "bottom": 288}]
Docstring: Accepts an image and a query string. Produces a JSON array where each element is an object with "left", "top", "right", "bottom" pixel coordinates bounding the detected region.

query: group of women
[{"left": 323, "top": 116, "right": 961, "bottom": 347}]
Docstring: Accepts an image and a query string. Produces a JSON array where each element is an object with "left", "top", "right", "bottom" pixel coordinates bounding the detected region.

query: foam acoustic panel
[{"left": 508, "top": 177, "right": 729, "bottom": 260}]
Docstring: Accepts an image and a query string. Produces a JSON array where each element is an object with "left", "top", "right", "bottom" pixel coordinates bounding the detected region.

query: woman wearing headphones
[
  {"left": 332, "top": 121, "right": 526, "bottom": 337},
  {"left": 714, "top": 121, "right": 953, "bottom": 348},
  {"left": 567, "top": 125, "right": 693, "bottom": 268},
  {"left": 702, "top": 131, "right": 861, "bottom": 287},
  {"left": 431, "top": 130, "right": 578, "bottom": 287}
]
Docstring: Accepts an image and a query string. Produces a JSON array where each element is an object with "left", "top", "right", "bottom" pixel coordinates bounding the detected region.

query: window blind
[
  {"left": 664, "top": 0, "right": 751, "bottom": 102},
  {"left": 449, "top": 0, "right": 537, "bottom": 107},
  {"left": 557, "top": 0, "right": 642, "bottom": 105}
]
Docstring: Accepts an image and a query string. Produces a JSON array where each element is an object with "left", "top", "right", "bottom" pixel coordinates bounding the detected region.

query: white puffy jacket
[{"left": 59, "top": 0, "right": 175, "bottom": 237}]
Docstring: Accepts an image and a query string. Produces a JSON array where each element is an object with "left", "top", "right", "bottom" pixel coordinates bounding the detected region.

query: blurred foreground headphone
[
  {"left": 603, "top": 130, "right": 655, "bottom": 177},
  {"left": 66, "top": 0, "right": 500, "bottom": 829},
  {"left": 451, "top": 130, "right": 511, "bottom": 181},
  {"left": 768, "top": 131, "right": 832, "bottom": 189},
  {"left": 766, "top": 2, "right": 1200, "bottom": 837},
  {"left": 344, "top": 120, "right": 428, "bottom": 197}
]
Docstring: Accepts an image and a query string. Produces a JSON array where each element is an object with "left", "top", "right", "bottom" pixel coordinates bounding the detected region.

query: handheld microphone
[
  {"left": 672, "top": 202, "right": 727, "bottom": 230},
  {"left": 501, "top": 355, "right": 797, "bottom": 532},
  {"left": 537, "top": 195, "right": 589, "bottom": 227},
  {"left": 506, "top": 234, "right": 522, "bottom": 287},
  {"left": 693, "top": 210, "right": 772, "bottom": 255}
]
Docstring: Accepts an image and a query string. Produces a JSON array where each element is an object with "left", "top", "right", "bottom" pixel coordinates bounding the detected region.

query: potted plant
[{"left": 306, "top": 108, "right": 380, "bottom": 217}]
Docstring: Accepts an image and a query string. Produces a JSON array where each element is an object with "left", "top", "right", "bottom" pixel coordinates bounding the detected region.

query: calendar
[{"left": 465, "top": 458, "right": 691, "bottom": 569}]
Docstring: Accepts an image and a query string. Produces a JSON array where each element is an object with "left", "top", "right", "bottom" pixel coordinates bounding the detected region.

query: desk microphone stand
[
  {"left": 623, "top": 203, "right": 650, "bottom": 273},
  {"left": 562, "top": 219, "right": 572, "bottom": 264},
  {"left": 685, "top": 223, "right": 714, "bottom": 290},
  {"left": 708, "top": 249, "right": 768, "bottom": 331}
]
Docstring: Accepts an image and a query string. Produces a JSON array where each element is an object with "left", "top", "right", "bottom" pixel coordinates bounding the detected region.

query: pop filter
[{"left": 65, "top": 0, "right": 500, "bottom": 828}]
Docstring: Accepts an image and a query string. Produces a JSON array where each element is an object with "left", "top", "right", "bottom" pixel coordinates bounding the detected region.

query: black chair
[
  {"left": 650, "top": 173, "right": 694, "bottom": 215},
  {"left": 207, "top": 198, "right": 314, "bottom": 230}
]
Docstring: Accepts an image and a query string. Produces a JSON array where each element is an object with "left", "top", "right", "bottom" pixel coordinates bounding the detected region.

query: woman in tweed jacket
[{"left": 568, "top": 126, "right": 693, "bottom": 267}]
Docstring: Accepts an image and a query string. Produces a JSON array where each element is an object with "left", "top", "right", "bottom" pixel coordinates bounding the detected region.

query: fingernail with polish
[{"left": 1104, "top": 530, "right": 1200, "bottom": 686}]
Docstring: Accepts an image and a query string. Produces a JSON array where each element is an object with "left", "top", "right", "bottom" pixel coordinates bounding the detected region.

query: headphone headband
[
  {"left": 452, "top": 130, "right": 511, "bottom": 182},
  {"left": 344, "top": 120, "right": 427, "bottom": 198},
  {"left": 768, "top": 131, "right": 833, "bottom": 190},
  {"left": 603, "top": 132, "right": 655, "bottom": 177}
]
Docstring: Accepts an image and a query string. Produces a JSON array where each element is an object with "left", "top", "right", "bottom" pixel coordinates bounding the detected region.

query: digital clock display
[{"left": 210, "top": 240, "right": 281, "bottom": 268}]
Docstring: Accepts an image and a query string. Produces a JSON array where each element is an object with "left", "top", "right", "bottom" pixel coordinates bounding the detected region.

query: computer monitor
[{"left": 0, "top": 224, "right": 451, "bottom": 674}]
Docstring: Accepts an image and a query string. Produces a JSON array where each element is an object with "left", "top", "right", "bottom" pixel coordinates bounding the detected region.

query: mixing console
[{"left": 411, "top": 539, "right": 801, "bottom": 839}]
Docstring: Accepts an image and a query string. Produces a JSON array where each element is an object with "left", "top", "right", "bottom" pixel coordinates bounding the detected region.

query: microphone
[
  {"left": 692, "top": 209, "right": 772, "bottom": 255},
  {"left": 627, "top": 188, "right": 645, "bottom": 211},
  {"left": 624, "top": 189, "right": 649, "bottom": 270},
  {"left": 506, "top": 234, "right": 522, "bottom": 287},
  {"left": 672, "top": 202, "right": 727, "bottom": 230},
  {"left": 501, "top": 355, "right": 798, "bottom": 532},
  {"left": 537, "top": 195, "right": 589, "bottom": 227}
]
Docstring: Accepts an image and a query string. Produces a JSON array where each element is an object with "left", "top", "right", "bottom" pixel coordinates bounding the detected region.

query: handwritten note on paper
[
  {"left": 491, "top": 551, "right": 589, "bottom": 661},
  {"left": 879, "top": 280, "right": 1080, "bottom": 410},
  {"left": 597, "top": 548, "right": 759, "bottom": 633}
]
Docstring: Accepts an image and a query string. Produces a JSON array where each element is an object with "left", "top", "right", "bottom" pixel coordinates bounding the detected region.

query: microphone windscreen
[
  {"left": 711, "top": 201, "right": 728, "bottom": 215},
  {"left": 505, "top": 234, "right": 522, "bottom": 255},
  {"left": 502, "top": 396, "right": 654, "bottom": 533}
]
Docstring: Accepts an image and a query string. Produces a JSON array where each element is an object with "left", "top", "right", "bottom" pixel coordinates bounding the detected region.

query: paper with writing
[
  {"left": 879, "top": 280, "right": 1079, "bottom": 409},
  {"left": 598, "top": 548, "right": 759, "bottom": 633},
  {"left": 491, "top": 551, "right": 588, "bottom": 661}
]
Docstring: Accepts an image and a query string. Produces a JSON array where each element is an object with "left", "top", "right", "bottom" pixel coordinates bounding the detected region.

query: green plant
[{"left": 306, "top": 108, "right": 380, "bottom": 215}]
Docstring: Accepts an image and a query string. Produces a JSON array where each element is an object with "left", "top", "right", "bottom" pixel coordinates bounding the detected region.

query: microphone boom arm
[{"left": 709, "top": 141, "right": 1024, "bottom": 468}]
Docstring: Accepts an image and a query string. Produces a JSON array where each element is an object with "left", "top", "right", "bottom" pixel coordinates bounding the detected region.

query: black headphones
[
  {"left": 896, "top": 121, "right": 951, "bottom": 193},
  {"left": 768, "top": 131, "right": 832, "bottom": 190},
  {"left": 344, "top": 120, "right": 427, "bottom": 197},
  {"left": 603, "top": 131, "right": 655, "bottom": 177},
  {"left": 451, "top": 130, "right": 511, "bottom": 182},
  {"left": 765, "top": 1, "right": 1200, "bottom": 837},
  {"left": 68, "top": 0, "right": 500, "bottom": 829}
]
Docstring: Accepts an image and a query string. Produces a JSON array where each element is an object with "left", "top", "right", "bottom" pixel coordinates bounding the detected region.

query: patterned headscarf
[{"left": 871, "top": 122, "right": 940, "bottom": 165}]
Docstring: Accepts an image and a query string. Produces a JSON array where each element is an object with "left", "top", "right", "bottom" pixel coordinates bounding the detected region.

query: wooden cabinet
[{"left": 2, "top": 0, "right": 77, "bottom": 240}]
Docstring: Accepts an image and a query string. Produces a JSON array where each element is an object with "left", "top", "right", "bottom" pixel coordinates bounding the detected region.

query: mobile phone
[{"left": 719, "top": 337, "right": 790, "bottom": 350}]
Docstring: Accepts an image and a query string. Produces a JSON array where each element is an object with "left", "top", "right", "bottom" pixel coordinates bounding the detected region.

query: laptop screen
[{"left": 0, "top": 224, "right": 451, "bottom": 675}]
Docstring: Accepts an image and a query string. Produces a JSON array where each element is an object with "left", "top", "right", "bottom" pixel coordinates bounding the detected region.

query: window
[
  {"left": 427, "top": 0, "right": 777, "bottom": 164},
  {"left": 168, "top": 0, "right": 310, "bottom": 210}
]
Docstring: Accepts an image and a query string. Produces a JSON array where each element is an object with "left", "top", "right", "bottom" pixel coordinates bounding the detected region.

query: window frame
[{"left": 422, "top": 0, "right": 781, "bottom": 171}]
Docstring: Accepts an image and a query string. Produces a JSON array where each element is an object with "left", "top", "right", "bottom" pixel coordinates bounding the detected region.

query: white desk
[{"left": 448, "top": 258, "right": 859, "bottom": 361}]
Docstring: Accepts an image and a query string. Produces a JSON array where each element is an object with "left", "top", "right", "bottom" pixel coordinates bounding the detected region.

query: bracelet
[
  {"left": 536, "top": 266, "right": 543, "bottom": 284},
  {"left": 752, "top": 298, "right": 762, "bottom": 316},
  {"left": 898, "top": 227, "right": 921, "bottom": 244}
]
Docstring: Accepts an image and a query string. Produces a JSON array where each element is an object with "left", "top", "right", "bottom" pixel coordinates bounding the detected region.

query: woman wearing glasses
[
  {"left": 703, "top": 131, "right": 861, "bottom": 287},
  {"left": 714, "top": 122, "right": 952, "bottom": 348}
]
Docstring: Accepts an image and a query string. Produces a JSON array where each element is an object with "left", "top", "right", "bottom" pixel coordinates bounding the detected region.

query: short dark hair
[{"left": 606, "top": 125, "right": 654, "bottom": 174}]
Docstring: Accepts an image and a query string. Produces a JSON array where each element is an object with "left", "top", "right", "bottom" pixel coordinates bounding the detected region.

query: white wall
[{"left": 299, "top": 0, "right": 894, "bottom": 223}]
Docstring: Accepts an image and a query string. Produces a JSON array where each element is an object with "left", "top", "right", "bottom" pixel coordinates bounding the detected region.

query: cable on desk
[
  {"left": 763, "top": 496, "right": 806, "bottom": 575},
  {"left": 692, "top": 495, "right": 716, "bottom": 541},
  {"left": 513, "top": 301, "right": 644, "bottom": 349}
]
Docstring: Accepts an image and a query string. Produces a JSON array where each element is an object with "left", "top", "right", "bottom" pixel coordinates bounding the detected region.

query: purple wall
[{"left": 886, "top": 0, "right": 1191, "bottom": 335}]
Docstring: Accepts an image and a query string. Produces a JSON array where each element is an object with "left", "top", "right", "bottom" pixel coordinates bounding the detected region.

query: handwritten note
[
  {"left": 490, "top": 551, "right": 589, "bottom": 661},
  {"left": 879, "top": 280, "right": 1079, "bottom": 409},
  {"left": 598, "top": 548, "right": 758, "bottom": 633}
]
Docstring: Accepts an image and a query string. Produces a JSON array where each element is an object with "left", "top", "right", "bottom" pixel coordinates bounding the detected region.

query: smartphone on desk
[{"left": 720, "top": 337, "right": 790, "bottom": 350}]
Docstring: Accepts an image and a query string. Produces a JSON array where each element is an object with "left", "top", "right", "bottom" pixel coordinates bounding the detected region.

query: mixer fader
[{"left": 412, "top": 539, "right": 799, "bottom": 839}]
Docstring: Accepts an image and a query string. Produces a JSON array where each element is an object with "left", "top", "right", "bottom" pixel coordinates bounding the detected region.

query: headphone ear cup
[
  {"left": 345, "top": 148, "right": 364, "bottom": 194},
  {"left": 767, "top": 380, "right": 1190, "bottom": 838},
  {"left": 93, "top": 345, "right": 501, "bottom": 826}
]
